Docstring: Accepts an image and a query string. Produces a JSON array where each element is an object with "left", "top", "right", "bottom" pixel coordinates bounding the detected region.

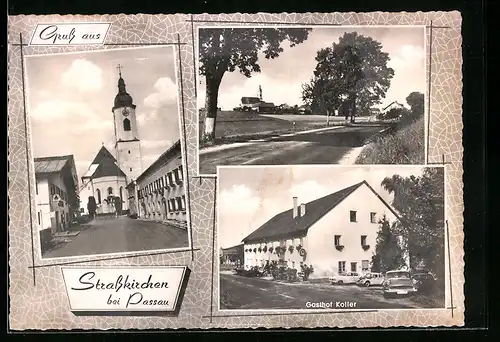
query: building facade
[
  {"left": 34, "top": 155, "right": 79, "bottom": 238},
  {"left": 79, "top": 146, "right": 129, "bottom": 215},
  {"left": 221, "top": 244, "right": 244, "bottom": 266},
  {"left": 242, "top": 181, "right": 407, "bottom": 279},
  {"left": 128, "top": 140, "right": 187, "bottom": 230}
]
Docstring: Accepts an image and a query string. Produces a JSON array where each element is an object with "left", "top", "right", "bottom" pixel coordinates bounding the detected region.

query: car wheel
[
  {"left": 338, "top": 280, "right": 343, "bottom": 284},
  {"left": 364, "top": 281, "right": 371, "bottom": 287}
]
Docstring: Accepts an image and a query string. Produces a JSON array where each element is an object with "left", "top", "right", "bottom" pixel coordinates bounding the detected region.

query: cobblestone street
[{"left": 42, "top": 216, "right": 189, "bottom": 258}]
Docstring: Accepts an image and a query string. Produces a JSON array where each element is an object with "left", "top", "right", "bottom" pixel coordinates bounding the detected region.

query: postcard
[{"left": 7, "top": 12, "right": 464, "bottom": 330}]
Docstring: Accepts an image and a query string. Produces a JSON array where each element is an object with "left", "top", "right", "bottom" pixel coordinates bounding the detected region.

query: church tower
[{"left": 112, "top": 65, "right": 143, "bottom": 182}]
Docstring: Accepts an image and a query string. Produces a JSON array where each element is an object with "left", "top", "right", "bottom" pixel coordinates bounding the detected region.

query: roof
[
  {"left": 241, "top": 181, "right": 402, "bottom": 244},
  {"left": 84, "top": 146, "right": 127, "bottom": 180},
  {"left": 136, "top": 140, "right": 181, "bottom": 183},
  {"left": 34, "top": 155, "right": 73, "bottom": 174},
  {"left": 383, "top": 101, "right": 405, "bottom": 111},
  {"left": 222, "top": 243, "right": 244, "bottom": 253}
]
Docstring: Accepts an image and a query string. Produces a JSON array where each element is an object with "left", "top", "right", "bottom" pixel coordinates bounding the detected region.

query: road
[
  {"left": 199, "top": 125, "right": 389, "bottom": 175},
  {"left": 220, "top": 273, "right": 419, "bottom": 310},
  {"left": 43, "top": 216, "right": 189, "bottom": 259}
]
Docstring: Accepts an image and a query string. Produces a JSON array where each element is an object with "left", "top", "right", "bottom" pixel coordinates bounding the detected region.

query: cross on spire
[{"left": 116, "top": 64, "right": 123, "bottom": 77}]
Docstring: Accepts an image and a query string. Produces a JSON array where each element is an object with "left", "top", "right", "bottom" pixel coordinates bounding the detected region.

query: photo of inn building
[
  {"left": 127, "top": 140, "right": 187, "bottom": 230},
  {"left": 241, "top": 180, "right": 406, "bottom": 279},
  {"left": 34, "top": 155, "right": 79, "bottom": 241}
]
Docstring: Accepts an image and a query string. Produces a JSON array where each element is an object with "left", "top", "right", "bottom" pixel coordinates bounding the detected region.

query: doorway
[{"left": 351, "top": 262, "right": 357, "bottom": 272}]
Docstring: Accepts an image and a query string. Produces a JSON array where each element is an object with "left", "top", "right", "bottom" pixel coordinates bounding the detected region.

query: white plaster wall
[{"left": 304, "top": 184, "right": 397, "bottom": 279}]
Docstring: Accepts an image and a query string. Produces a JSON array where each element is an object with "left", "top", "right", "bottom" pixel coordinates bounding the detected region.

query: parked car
[
  {"left": 412, "top": 272, "right": 437, "bottom": 294},
  {"left": 357, "top": 272, "right": 385, "bottom": 287},
  {"left": 383, "top": 270, "right": 417, "bottom": 297},
  {"left": 329, "top": 272, "right": 360, "bottom": 285}
]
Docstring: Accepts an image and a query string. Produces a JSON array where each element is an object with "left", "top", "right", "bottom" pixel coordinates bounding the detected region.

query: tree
[
  {"left": 405, "top": 91, "right": 425, "bottom": 121},
  {"left": 302, "top": 32, "right": 395, "bottom": 122},
  {"left": 381, "top": 168, "right": 445, "bottom": 278},
  {"left": 371, "top": 216, "right": 406, "bottom": 273},
  {"left": 199, "top": 28, "right": 311, "bottom": 142}
]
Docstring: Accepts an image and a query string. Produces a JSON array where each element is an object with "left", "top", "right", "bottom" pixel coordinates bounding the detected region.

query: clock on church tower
[{"left": 112, "top": 65, "right": 143, "bottom": 182}]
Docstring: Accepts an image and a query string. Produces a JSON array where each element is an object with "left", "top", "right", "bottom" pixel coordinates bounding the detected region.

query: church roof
[
  {"left": 113, "top": 73, "right": 135, "bottom": 110},
  {"left": 83, "top": 146, "right": 127, "bottom": 180}
]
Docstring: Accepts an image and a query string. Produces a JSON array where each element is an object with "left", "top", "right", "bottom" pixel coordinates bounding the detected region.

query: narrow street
[
  {"left": 42, "top": 216, "right": 189, "bottom": 258},
  {"left": 220, "top": 273, "right": 421, "bottom": 310}
]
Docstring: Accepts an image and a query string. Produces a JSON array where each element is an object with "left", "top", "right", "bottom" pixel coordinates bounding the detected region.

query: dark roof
[
  {"left": 241, "top": 180, "right": 401, "bottom": 244},
  {"left": 87, "top": 146, "right": 127, "bottom": 179},
  {"left": 113, "top": 75, "right": 135, "bottom": 110},
  {"left": 136, "top": 140, "right": 181, "bottom": 183},
  {"left": 34, "top": 155, "right": 73, "bottom": 174},
  {"left": 92, "top": 146, "right": 116, "bottom": 164}
]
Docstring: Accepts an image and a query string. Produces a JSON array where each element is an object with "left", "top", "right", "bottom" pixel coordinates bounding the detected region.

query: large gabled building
[{"left": 241, "top": 181, "right": 408, "bottom": 279}]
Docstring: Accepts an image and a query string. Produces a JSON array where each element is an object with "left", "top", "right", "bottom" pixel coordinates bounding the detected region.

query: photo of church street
[
  {"left": 198, "top": 27, "right": 426, "bottom": 175},
  {"left": 26, "top": 46, "right": 190, "bottom": 258}
]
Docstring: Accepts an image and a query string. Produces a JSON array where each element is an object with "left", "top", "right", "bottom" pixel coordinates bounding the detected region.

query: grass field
[
  {"left": 199, "top": 111, "right": 332, "bottom": 147},
  {"left": 355, "top": 116, "right": 425, "bottom": 164}
]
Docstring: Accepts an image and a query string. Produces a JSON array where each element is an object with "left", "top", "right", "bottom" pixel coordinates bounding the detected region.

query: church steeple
[{"left": 113, "top": 64, "right": 135, "bottom": 110}]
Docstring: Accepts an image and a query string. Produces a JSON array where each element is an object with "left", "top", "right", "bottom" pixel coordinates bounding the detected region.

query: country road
[{"left": 199, "top": 125, "right": 389, "bottom": 175}]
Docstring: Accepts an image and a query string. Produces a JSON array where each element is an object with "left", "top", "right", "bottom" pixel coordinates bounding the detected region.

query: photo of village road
[
  {"left": 218, "top": 166, "right": 445, "bottom": 310},
  {"left": 26, "top": 46, "right": 190, "bottom": 259},
  {"left": 197, "top": 26, "right": 426, "bottom": 175}
]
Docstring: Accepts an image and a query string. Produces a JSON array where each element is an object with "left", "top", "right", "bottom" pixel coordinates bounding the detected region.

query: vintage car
[
  {"left": 329, "top": 272, "right": 360, "bottom": 285},
  {"left": 357, "top": 272, "right": 385, "bottom": 287},
  {"left": 382, "top": 270, "right": 417, "bottom": 297},
  {"left": 411, "top": 272, "right": 437, "bottom": 294}
]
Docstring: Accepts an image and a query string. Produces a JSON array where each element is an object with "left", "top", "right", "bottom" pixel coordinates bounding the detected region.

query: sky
[
  {"left": 198, "top": 26, "right": 425, "bottom": 111},
  {"left": 25, "top": 46, "right": 180, "bottom": 184},
  {"left": 217, "top": 166, "right": 427, "bottom": 249}
]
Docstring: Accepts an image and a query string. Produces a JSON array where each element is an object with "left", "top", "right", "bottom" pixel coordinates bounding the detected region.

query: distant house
[
  {"left": 221, "top": 243, "right": 245, "bottom": 266},
  {"left": 241, "top": 181, "right": 408, "bottom": 279},
  {"left": 382, "top": 101, "right": 405, "bottom": 112},
  {"left": 34, "top": 155, "right": 79, "bottom": 249}
]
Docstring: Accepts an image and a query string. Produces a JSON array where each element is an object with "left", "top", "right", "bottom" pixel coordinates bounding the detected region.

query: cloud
[
  {"left": 30, "top": 100, "right": 94, "bottom": 122},
  {"left": 143, "top": 77, "right": 178, "bottom": 109},
  {"left": 220, "top": 184, "right": 261, "bottom": 215},
  {"left": 289, "top": 180, "right": 332, "bottom": 204},
  {"left": 388, "top": 44, "right": 424, "bottom": 70},
  {"left": 60, "top": 59, "right": 103, "bottom": 92},
  {"left": 141, "top": 139, "right": 172, "bottom": 149},
  {"left": 136, "top": 111, "right": 157, "bottom": 125}
]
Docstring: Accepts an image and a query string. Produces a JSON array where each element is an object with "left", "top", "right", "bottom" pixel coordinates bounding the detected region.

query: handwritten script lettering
[
  {"left": 61, "top": 267, "right": 187, "bottom": 312},
  {"left": 30, "top": 23, "right": 110, "bottom": 46}
]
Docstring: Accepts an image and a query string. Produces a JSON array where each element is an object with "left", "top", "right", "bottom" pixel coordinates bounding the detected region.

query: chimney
[
  {"left": 292, "top": 197, "right": 298, "bottom": 218},
  {"left": 300, "top": 203, "right": 306, "bottom": 217}
]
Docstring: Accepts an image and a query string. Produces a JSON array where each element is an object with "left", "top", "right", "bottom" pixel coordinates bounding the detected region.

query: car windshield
[{"left": 387, "top": 271, "right": 410, "bottom": 278}]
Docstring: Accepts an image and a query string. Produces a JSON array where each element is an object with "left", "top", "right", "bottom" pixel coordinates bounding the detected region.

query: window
[
  {"left": 362, "top": 260, "right": 370, "bottom": 271},
  {"left": 351, "top": 262, "right": 357, "bottom": 272},
  {"left": 370, "top": 212, "right": 377, "bottom": 223},
  {"left": 35, "top": 181, "right": 38, "bottom": 195},
  {"left": 129, "top": 167, "right": 132, "bottom": 172},
  {"left": 37, "top": 212, "right": 41, "bottom": 225},
  {"left": 361, "top": 235, "right": 367, "bottom": 246},
  {"left": 123, "top": 118, "right": 131, "bottom": 131},
  {"left": 107, "top": 187, "right": 113, "bottom": 195},
  {"left": 96, "top": 189, "right": 101, "bottom": 204},
  {"left": 338, "top": 261, "right": 346, "bottom": 273},
  {"left": 181, "top": 195, "right": 186, "bottom": 211},
  {"left": 350, "top": 210, "right": 357, "bottom": 222},
  {"left": 80, "top": 208, "right": 84, "bottom": 213},
  {"left": 176, "top": 197, "right": 183, "bottom": 211},
  {"left": 334, "top": 235, "right": 341, "bottom": 246},
  {"left": 178, "top": 165, "right": 183, "bottom": 180},
  {"left": 120, "top": 187, "right": 123, "bottom": 202},
  {"left": 128, "top": 150, "right": 131, "bottom": 154}
]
